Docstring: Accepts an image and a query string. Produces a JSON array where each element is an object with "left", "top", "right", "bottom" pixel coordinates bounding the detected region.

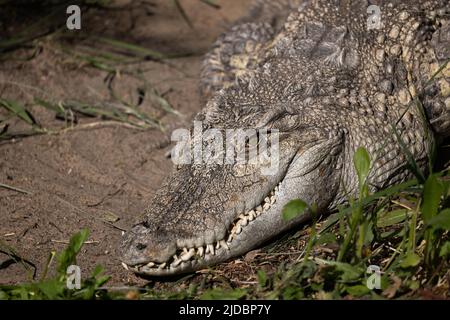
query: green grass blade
[
  {"left": 0, "top": 99, "right": 37, "bottom": 126},
  {"left": 421, "top": 174, "right": 444, "bottom": 223}
]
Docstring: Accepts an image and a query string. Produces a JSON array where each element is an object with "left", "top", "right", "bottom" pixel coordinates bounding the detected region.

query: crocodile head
[
  {"left": 120, "top": 112, "right": 341, "bottom": 276},
  {"left": 120, "top": 0, "right": 450, "bottom": 276}
]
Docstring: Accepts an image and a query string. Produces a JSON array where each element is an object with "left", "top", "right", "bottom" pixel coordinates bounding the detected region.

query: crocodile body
[{"left": 120, "top": 0, "right": 450, "bottom": 276}]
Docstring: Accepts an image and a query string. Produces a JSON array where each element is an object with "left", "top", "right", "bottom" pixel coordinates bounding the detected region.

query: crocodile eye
[{"left": 136, "top": 243, "right": 147, "bottom": 250}]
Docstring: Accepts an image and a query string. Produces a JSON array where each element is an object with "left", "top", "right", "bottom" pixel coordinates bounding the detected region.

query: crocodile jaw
[
  {"left": 119, "top": 136, "right": 313, "bottom": 276},
  {"left": 121, "top": 159, "right": 311, "bottom": 276}
]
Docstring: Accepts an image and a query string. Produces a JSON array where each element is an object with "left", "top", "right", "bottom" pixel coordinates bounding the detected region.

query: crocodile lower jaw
[{"left": 125, "top": 181, "right": 282, "bottom": 276}]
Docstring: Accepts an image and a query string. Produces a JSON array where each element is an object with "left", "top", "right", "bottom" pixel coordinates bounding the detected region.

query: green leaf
[
  {"left": 377, "top": 209, "right": 408, "bottom": 228},
  {"left": 315, "top": 259, "right": 363, "bottom": 282},
  {"left": 35, "top": 279, "right": 64, "bottom": 299},
  {"left": 346, "top": 284, "right": 371, "bottom": 297},
  {"left": 421, "top": 174, "right": 444, "bottom": 223},
  {"left": 57, "top": 229, "right": 89, "bottom": 274},
  {"left": 0, "top": 290, "right": 8, "bottom": 300},
  {"left": 400, "top": 252, "right": 421, "bottom": 268},
  {"left": 0, "top": 99, "right": 37, "bottom": 126},
  {"left": 200, "top": 288, "right": 246, "bottom": 300},
  {"left": 319, "top": 179, "right": 417, "bottom": 234},
  {"left": 427, "top": 209, "right": 450, "bottom": 231},
  {"left": 363, "top": 222, "right": 374, "bottom": 245},
  {"left": 439, "top": 241, "right": 450, "bottom": 257},
  {"left": 91, "top": 265, "right": 104, "bottom": 278},
  {"left": 282, "top": 286, "right": 304, "bottom": 300},
  {"left": 316, "top": 232, "right": 337, "bottom": 245},
  {"left": 408, "top": 280, "right": 420, "bottom": 290},
  {"left": 96, "top": 37, "right": 168, "bottom": 60},
  {"left": 282, "top": 199, "right": 309, "bottom": 221},
  {"left": 257, "top": 270, "right": 267, "bottom": 288},
  {"left": 353, "top": 147, "right": 371, "bottom": 188}
]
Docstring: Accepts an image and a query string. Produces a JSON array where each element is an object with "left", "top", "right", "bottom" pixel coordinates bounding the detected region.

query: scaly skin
[{"left": 120, "top": 0, "right": 450, "bottom": 276}]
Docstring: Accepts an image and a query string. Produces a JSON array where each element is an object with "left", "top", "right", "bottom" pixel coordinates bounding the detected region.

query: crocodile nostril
[{"left": 136, "top": 243, "right": 147, "bottom": 250}]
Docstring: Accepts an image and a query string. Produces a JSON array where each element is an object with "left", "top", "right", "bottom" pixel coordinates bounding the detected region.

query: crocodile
[{"left": 120, "top": 0, "right": 450, "bottom": 276}]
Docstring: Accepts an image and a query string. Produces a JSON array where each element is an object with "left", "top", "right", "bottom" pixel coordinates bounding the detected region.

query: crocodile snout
[{"left": 120, "top": 223, "right": 177, "bottom": 266}]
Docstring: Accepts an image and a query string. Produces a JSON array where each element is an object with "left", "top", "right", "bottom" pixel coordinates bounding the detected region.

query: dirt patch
[{"left": 0, "top": 0, "right": 252, "bottom": 286}]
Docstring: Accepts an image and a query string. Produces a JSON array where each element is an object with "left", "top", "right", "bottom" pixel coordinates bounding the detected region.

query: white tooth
[
  {"left": 158, "top": 262, "right": 167, "bottom": 269},
  {"left": 270, "top": 190, "right": 275, "bottom": 196},
  {"left": 256, "top": 205, "right": 263, "bottom": 213},
  {"left": 227, "top": 234, "right": 234, "bottom": 243},
  {"left": 197, "top": 247, "right": 204, "bottom": 257},
  {"left": 263, "top": 203, "right": 271, "bottom": 211},
  {"left": 220, "top": 240, "right": 229, "bottom": 250},
  {"left": 264, "top": 197, "right": 270, "bottom": 203},
  {"left": 231, "top": 222, "right": 240, "bottom": 234},
  {"left": 270, "top": 196, "right": 276, "bottom": 204},
  {"left": 146, "top": 262, "right": 155, "bottom": 268},
  {"left": 248, "top": 210, "right": 256, "bottom": 220},
  {"left": 256, "top": 210, "right": 262, "bottom": 216},
  {"left": 183, "top": 247, "right": 188, "bottom": 254},
  {"left": 239, "top": 214, "right": 246, "bottom": 220},
  {"left": 216, "top": 241, "right": 220, "bottom": 249},
  {"left": 181, "top": 248, "right": 195, "bottom": 261},
  {"left": 171, "top": 259, "right": 182, "bottom": 268},
  {"left": 240, "top": 216, "right": 248, "bottom": 226},
  {"left": 235, "top": 225, "right": 242, "bottom": 234},
  {"left": 207, "top": 244, "right": 215, "bottom": 255},
  {"left": 121, "top": 262, "right": 129, "bottom": 270}
]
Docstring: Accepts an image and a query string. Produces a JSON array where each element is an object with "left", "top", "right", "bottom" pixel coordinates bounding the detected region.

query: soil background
[{"left": 0, "top": 0, "right": 253, "bottom": 286}]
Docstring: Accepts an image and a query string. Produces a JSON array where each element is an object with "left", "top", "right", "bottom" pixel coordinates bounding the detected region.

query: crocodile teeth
[
  {"left": 132, "top": 182, "right": 283, "bottom": 271},
  {"left": 180, "top": 248, "right": 195, "bottom": 261},
  {"left": 206, "top": 244, "right": 215, "bottom": 255},
  {"left": 171, "top": 258, "right": 182, "bottom": 268},
  {"left": 220, "top": 240, "right": 229, "bottom": 250},
  {"left": 158, "top": 263, "right": 167, "bottom": 269},
  {"left": 121, "top": 262, "right": 129, "bottom": 270}
]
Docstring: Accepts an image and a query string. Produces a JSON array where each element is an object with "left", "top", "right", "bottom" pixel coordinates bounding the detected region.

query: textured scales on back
[{"left": 120, "top": 0, "right": 450, "bottom": 276}]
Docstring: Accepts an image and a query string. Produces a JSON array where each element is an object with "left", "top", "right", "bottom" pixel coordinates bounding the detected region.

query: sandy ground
[{"left": 0, "top": 0, "right": 253, "bottom": 286}]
